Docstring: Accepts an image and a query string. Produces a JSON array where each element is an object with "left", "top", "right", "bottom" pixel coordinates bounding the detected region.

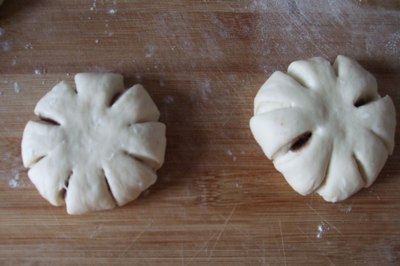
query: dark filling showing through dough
[{"left": 290, "top": 132, "right": 312, "bottom": 152}]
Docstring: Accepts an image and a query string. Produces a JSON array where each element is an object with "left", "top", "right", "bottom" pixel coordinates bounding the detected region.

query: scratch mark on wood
[
  {"left": 227, "top": 221, "right": 269, "bottom": 260},
  {"left": 48, "top": 207, "right": 69, "bottom": 240},
  {"left": 307, "top": 203, "right": 343, "bottom": 236},
  {"left": 207, "top": 204, "right": 237, "bottom": 260},
  {"left": 181, "top": 242, "right": 184, "bottom": 266},
  {"left": 48, "top": 207, "right": 83, "bottom": 251},
  {"left": 296, "top": 226, "right": 336, "bottom": 266},
  {"left": 119, "top": 221, "right": 153, "bottom": 258},
  {"left": 189, "top": 232, "right": 218, "bottom": 262},
  {"left": 262, "top": 239, "right": 267, "bottom": 265},
  {"left": 278, "top": 219, "right": 287, "bottom": 266},
  {"left": 89, "top": 225, "right": 102, "bottom": 239}
]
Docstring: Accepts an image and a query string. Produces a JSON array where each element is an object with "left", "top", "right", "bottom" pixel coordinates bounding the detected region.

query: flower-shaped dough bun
[
  {"left": 22, "top": 73, "right": 166, "bottom": 214},
  {"left": 250, "top": 55, "right": 396, "bottom": 202}
]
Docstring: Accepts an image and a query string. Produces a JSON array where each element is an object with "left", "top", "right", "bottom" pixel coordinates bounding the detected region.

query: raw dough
[
  {"left": 22, "top": 73, "right": 166, "bottom": 214},
  {"left": 250, "top": 55, "right": 396, "bottom": 202}
]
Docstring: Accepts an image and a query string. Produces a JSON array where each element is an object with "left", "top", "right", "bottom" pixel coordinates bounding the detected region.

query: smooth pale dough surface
[
  {"left": 22, "top": 73, "right": 166, "bottom": 215},
  {"left": 250, "top": 55, "right": 396, "bottom": 202}
]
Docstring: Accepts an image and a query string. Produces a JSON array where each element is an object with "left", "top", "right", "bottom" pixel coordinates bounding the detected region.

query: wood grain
[{"left": 0, "top": 0, "right": 399, "bottom": 265}]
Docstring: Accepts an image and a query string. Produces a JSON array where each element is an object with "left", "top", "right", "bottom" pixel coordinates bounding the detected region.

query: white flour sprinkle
[
  {"left": 13, "top": 82, "right": 22, "bottom": 93},
  {"left": 90, "top": 0, "right": 97, "bottom": 11},
  {"left": 94, "top": 39, "right": 100, "bottom": 44},
  {"left": 9, "top": 173, "right": 21, "bottom": 189},
  {"left": 163, "top": 95, "right": 174, "bottom": 104},
  {"left": 227, "top": 74, "right": 237, "bottom": 82},
  {"left": 197, "top": 79, "right": 212, "bottom": 101},
  {"left": 34, "top": 68, "right": 46, "bottom": 75},
  {"left": 249, "top": 0, "right": 271, "bottom": 11},
  {"left": 145, "top": 44, "right": 157, "bottom": 58},
  {"left": 24, "top": 43, "right": 33, "bottom": 49},
  {"left": 316, "top": 223, "right": 330, "bottom": 239},
  {"left": 210, "top": 14, "right": 229, "bottom": 39},
  {"left": 339, "top": 204, "right": 353, "bottom": 213},
  {"left": 385, "top": 31, "right": 400, "bottom": 55},
  {"left": 226, "top": 149, "right": 237, "bottom": 161},
  {"left": 1, "top": 40, "right": 12, "bottom": 52},
  {"left": 134, "top": 74, "right": 142, "bottom": 82},
  {"left": 107, "top": 8, "right": 117, "bottom": 15}
]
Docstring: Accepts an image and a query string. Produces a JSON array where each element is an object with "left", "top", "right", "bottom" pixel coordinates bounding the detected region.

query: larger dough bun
[
  {"left": 250, "top": 55, "right": 396, "bottom": 202},
  {"left": 22, "top": 73, "right": 166, "bottom": 214}
]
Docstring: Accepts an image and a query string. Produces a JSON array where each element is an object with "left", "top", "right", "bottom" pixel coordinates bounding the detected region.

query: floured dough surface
[
  {"left": 250, "top": 55, "right": 396, "bottom": 202},
  {"left": 22, "top": 73, "right": 166, "bottom": 214}
]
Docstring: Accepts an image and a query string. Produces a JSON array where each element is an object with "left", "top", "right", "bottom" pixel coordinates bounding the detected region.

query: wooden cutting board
[{"left": 1, "top": 1, "right": 399, "bottom": 265}]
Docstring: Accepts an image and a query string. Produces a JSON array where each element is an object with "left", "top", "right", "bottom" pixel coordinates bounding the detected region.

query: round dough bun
[
  {"left": 250, "top": 55, "right": 396, "bottom": 202},
  {"left": 22, "top": 73, "right": 166, "bottom": 214}
]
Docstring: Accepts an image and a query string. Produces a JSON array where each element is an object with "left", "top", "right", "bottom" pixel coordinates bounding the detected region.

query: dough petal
[
  {"left": 274, "top": 132, "right": 332, "bottom": 195},
  {"left": 250, "top": 108, "right": 315, "bottom": 159},
  {"left": 74, "top": 73, "right": 125, "bottom": 107},
  {"left": 28, "top": 144, "right": 70, "bottom": 206},
  {"left": 351, "top": 127, "right": 389, "bottom": 187},
  {"left": 103, "top": 152, "right": 157, "bottom": 206},
  {"left": 65, "top": 167, "right": 116, "bottom": 215},
  {"left": 334, "top": 55, "right": 378, "bottom": 104},
  {"left": 34, "top": 81, "right": 76, "bottom": 125},
  {"left": 111, "top": 84, "right": 160, "bottom": 124},
  {"left": 122, "top": 122, "right": 166, "bottom": 169},
  {"left": 354, "top": 96, "right": 396, "bottom": 153},
  {"left": 21, "top": 121, "right": 65, "bottom": 167},
  {"left": 317, "top": 147, "right": 364, "bottom": 202},
  {"left": 254, "top": 71, "right": 320, "bottom": 115},
  {"left": 288, "top": 57, "right": 336, "bottom": 92}
]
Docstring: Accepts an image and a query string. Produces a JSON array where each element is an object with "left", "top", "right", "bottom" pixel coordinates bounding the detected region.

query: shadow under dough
[{"left": 0, "top": 0, "right": 42, "bottom": 20}]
